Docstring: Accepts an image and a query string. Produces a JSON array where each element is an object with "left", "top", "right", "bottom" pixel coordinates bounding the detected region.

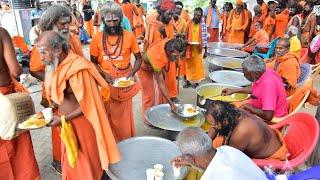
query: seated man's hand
[
  {"left": 171, "top": 155, "right": 193, "bottom": 168},
  {"left": 221, "top": 88, "right": 235, "bottom": 96}
]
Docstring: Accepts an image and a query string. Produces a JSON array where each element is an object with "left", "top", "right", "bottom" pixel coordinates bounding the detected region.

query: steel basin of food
[
  {"left": 195, "top": 83, "right": 250, "bottom": 106},
  {"left": 206, "top": 56, "right": 244, "bottom": 72}
]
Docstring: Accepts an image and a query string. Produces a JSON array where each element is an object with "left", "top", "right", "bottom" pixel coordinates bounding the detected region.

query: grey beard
[{"left": 44, "top": 58, "right": 59, "bottom": 93}]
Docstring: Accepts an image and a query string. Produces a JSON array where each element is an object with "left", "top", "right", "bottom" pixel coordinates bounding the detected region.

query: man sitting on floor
[
  {"left": 222, "top": 55, "right": 288, "bottom": 121},
  {"left": 172, "top": 127, "right": 268, "bottom": 180},
  {"left": 242, "top": 21, "right": 269, "bottom": 53},
  {"left": 205, "top": 100, "right": 288, "bottom": 161}
]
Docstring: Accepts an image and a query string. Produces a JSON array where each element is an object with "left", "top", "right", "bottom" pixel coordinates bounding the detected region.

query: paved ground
[{"left": 27, "top": 47, "right": 320, "bottom": 179}]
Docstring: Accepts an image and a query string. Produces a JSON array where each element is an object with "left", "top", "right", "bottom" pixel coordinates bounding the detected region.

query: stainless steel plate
[
  {"left": 209, "top": 70, "right": 251, "bottom": 87},
  {"left": 107, "top": 136, "right": 189, "bottom": 180},
  {"left": 206, "top": 56, "right": 244, "bottom": 70},
  {"left": 145, "top": 104, "right": 205, "bottom": 132},
  {"left": 208, "top": 48, "right": 249, "bottom": 58},
  {"left": 208, "top": 42, "right": 243, "bottom": 49},
  {"left": 174, "top": 104, "right": 199, "bottom": 118}
]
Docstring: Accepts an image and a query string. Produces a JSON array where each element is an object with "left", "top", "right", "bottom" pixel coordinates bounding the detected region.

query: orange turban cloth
[
  {"left": 160, "top": 0, "right": 176, "bottom": 11},
  {"left": 237, "top": 0, "right": 243, "bottom": 5}
]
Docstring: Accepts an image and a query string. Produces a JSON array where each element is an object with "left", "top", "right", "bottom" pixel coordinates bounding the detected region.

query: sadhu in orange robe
[
  {"left": 274, "top": 9, "right": 289, "bottom": 39},
  {"left": 140, "top": 17, "right": 177, "bottom": 115},
  {"left": 267, "top": 52, "right": 301, "bottom": 96},
  {"left": 139, "top": 38, "right": 180, "bottom": 123},
  {"left": 249, "top": 15, "right": 265, "bottom": 38},
  {"left": 90, "top": 30, "right": 140, "bottom": 142},
  {"left": 133, "top": 5, "right": 146, "bottom": 38},
  {"left": 206, "top": 6, "right": 221, "bottom": 42},
  {"left": 185, "top": 21, "right": 205, "bottom": 83},
  {"left": 122, "top": 2, "right": 139, "bottom": 29},
  {"left": 48, "top": 52, "right": 121, "bottom": 179},
  {"left": 173, "top": 17, "right": 187, "bottom": 78},
  {"left": 221, "top": 11, "right": 231, "bottom": 42},
  {"left": 0, "top": 80, "right": 40, "bottom": 180},
  {"left": 227, "top": 9, "right": 249, "bottom": 44},
  {"left": 29, "top": 34, "right": 84, "bottom": 163},
  {"left": 264, "top": 15, "right": 276, "bottom": 39}
]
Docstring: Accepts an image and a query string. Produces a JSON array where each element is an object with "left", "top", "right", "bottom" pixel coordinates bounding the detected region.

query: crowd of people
[{"left": 0, "top": 0, "right": 320, "bottom": 179}]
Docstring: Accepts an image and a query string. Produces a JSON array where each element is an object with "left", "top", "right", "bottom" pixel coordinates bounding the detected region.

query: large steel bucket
[
  {"left": 207, "top": 42, "right": 243, "bottom": 49},
  {"left": 206, "top": 56, "right": 244, "bottom": 73},
  {"left": 209, "top": 70, "right": 251, "bottom": 87},
  {"left": 207, "top": 48, "right": 249, "bottom": 58}
]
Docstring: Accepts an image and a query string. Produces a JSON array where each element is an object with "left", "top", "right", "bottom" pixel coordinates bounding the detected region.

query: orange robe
[
  {"left": 122, "top": 2, "right": 139, "bottom": 29},
  {"left": 261, "top": 2, "right": 268, "bottom": 20},
  {"left": 84, "top": 19, "right": 94, "bottom": 38},
  {"left": 264, "top": 15, "right": 276, "bottom": 39},
  {"left": 243, "top": 29, "right": 269, "bottom": 53},
  {"left": 173, "top": 17, "right": 187, "bottom": 77},
  {"left": 12, "top": 36, "right": 28, "bottom": 53},
  {"left": 185, "top": 22, "right": 205, "bottom": 83},
  {"left": 143, "top": 18, "right": 177, "bottom": 98},
  {"left": 48, "top": 52, "right": 121, "bottom": 179},
  {"left": 206, "top": 7, "right": 221, "bottom": 42},
  {"left": 0, "top": 83, "right": 40, "bottom": 180},
  {"left": 181, "top": 10, "right": 191, "bottom": 22},
  {"left": 138, "top": 39, "right": 174, "bottom": 117},
  {"left": 221, "top": 11, "right": 230, "bottom": 42},
  {"left": 267, "top": 53, "right": 301, "bottom": 96},
  {"left": 133, "top": 5, "right": 145, "bottom": 38},
  {"left": 249, "top": 15, "right": 265, "bottom": 38},
  {"left": 274, "top": 9, "right": 289, "bottom": 39},
  {"left": 90, "top": 30, "right": 140, "bottom": 142},
  {"left": 227, "top": 9, "right": 249, "bottom": 44},
  {"left": 70, "top": 13, "right": 80, "bottom": 35},
  {"left": 29, "top": 34, "right": 84, "bottom": 162}
]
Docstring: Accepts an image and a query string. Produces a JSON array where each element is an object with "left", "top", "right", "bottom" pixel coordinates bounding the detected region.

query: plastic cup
[
  {"left": 154, "top": 164, "right": 163, "bottom": 172},
  {"left": 154, "top": 171, "right": 164, "bottom": 180},
  {"left": 172, "top": 164, "right": 181, "bottom": 178},
  {"left": 42, "top": 108, "right": 53, "bottom": 123},
  {"left": 146, "top": 168, "right": 155, "bottom": 180}
]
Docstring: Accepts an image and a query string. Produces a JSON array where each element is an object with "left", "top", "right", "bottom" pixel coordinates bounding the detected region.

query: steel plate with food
[
  {"left": 112, "top": 77, "right": 135, "bottom": 88},
  {"left": 145, "top": 104, "right": 205, "bottom": 132},
  {"left": 17, "top": 113, "right": 47, "bottom": 130},
  {"left": 175, "top": 104, "right": 200, "bottom": 118}
]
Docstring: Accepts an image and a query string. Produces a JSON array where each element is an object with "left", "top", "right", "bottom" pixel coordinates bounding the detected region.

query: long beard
[
  {"left": 44, "top": 58, "right": 59, "bottom": 99},
  {"left": 104, "top": 25, "right": 122, "bottom": 35},
  {"left": 53, "top": 26, "right": 70, "bottom": 40}
]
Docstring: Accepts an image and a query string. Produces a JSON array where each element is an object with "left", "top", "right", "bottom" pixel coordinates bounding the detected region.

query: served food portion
[
  {"left": 113, "top": 77, "right": 135, "bottom": 88},
  {"left": 17, "top": 113, "right": 47, "bottom": 129},
  {"left": 176, "top": 104, "right": 199, "bottom": 118}
]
